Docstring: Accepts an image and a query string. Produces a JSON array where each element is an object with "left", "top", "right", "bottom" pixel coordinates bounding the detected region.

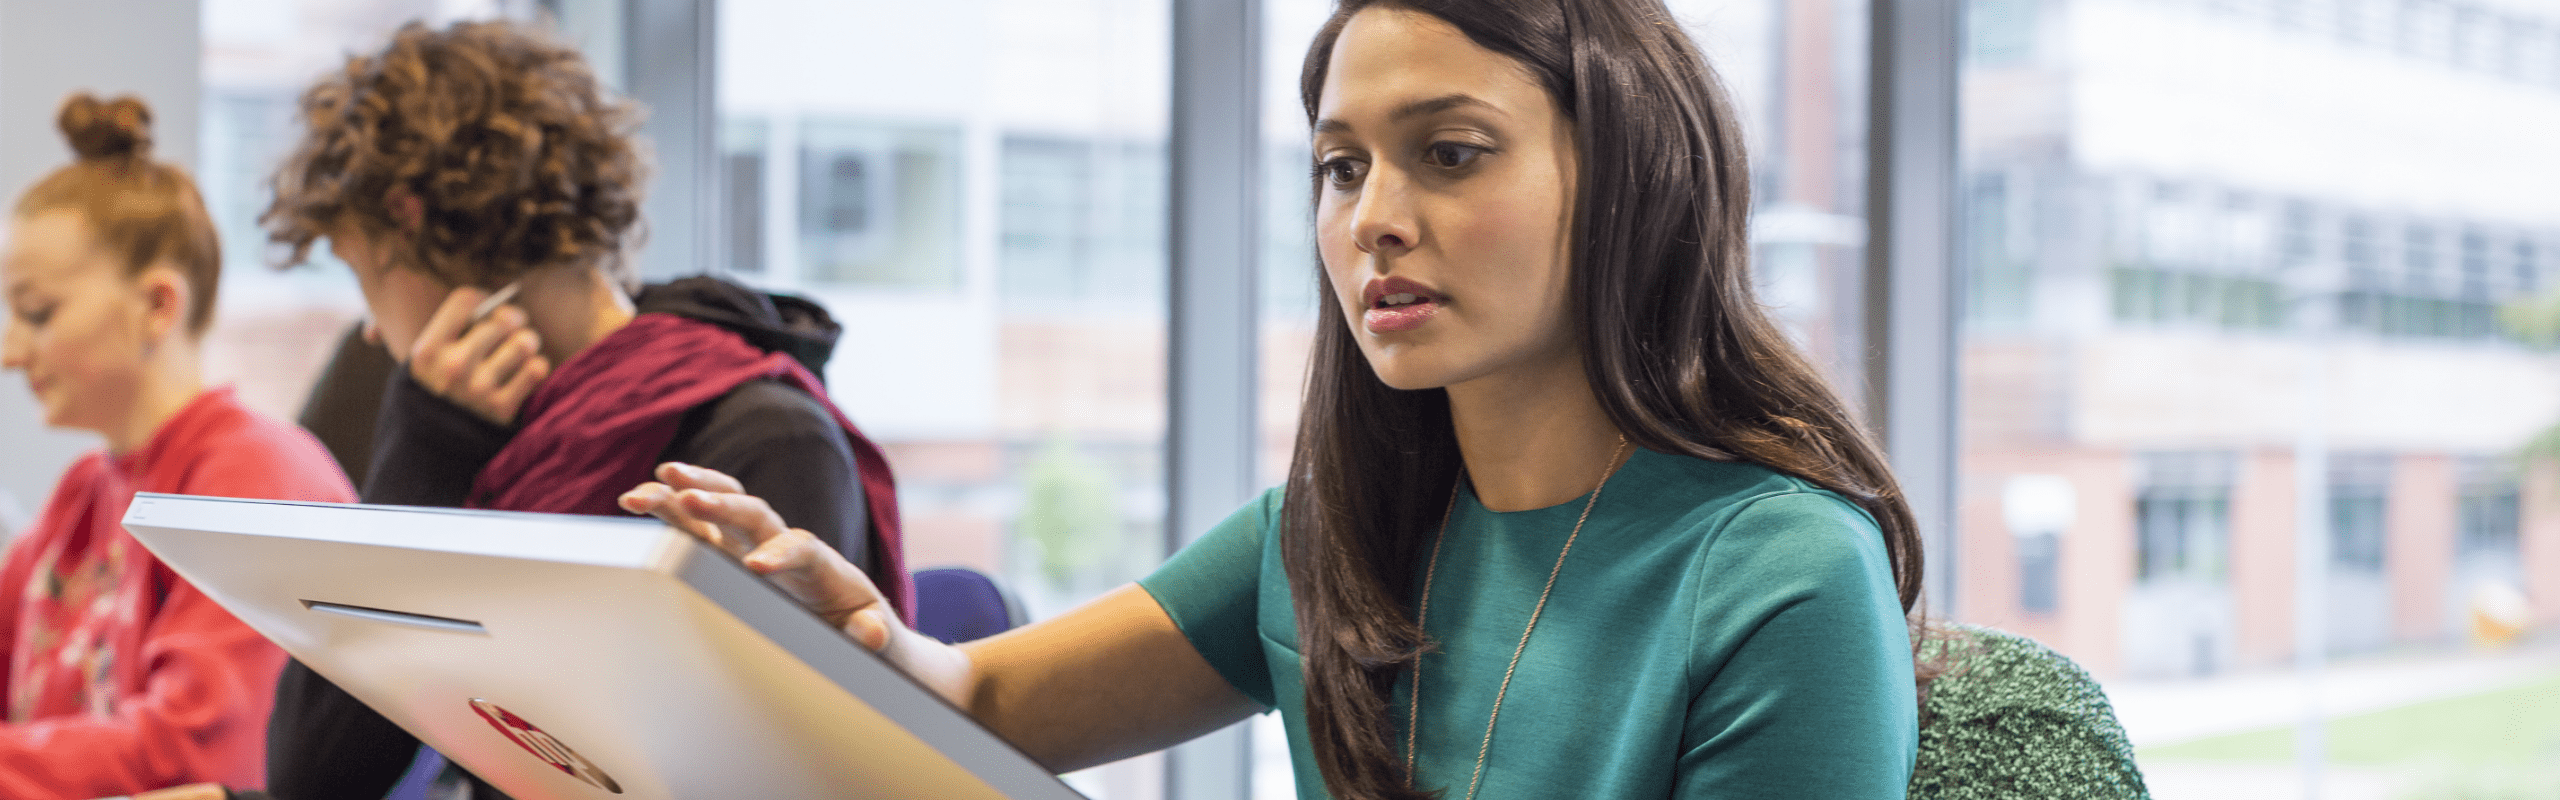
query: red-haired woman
[{"left": 0, "top": 95, "right": 353, "bottom": 799}]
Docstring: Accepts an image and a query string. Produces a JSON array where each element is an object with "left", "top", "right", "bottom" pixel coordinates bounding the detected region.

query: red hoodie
[{"left": 0, "top": 388, "right": 353, "bottom": 798}]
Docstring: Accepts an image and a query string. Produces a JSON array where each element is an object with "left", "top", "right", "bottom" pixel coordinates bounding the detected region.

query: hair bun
[{"left": 57, "top": 93, "right": 153, "bottom": 162}]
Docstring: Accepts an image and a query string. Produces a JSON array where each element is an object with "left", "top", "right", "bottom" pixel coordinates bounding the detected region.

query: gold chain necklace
[{"left": 1404, "top": 438, "right": 1631, "bottom": 800}]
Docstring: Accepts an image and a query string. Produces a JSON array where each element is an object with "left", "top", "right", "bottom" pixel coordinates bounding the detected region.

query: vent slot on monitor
[{"left": 302, "top": 600, "right": 488, "bottom": 635}]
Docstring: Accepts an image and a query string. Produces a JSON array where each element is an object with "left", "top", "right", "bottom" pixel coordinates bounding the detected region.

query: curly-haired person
[{"left": 207, "top": 19, "right": 911, "bottom": 800}]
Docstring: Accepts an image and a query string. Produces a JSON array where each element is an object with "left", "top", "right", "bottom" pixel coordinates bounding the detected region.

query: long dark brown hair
[{"left": 1279, "top": 2, "right": 1927, "bottom": 798}]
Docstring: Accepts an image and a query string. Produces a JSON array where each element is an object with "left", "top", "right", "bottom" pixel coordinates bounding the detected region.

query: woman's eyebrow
[{"left": 1314, "top": 93, "right": 1501, "bottom": 135}]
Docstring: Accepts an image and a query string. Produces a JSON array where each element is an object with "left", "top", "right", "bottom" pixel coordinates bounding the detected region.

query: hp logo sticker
[{"left": 469, "top": 698, "right": 625, "bottom": 794}]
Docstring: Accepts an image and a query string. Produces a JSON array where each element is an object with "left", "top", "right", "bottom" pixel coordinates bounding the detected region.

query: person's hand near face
[
  {"left": 398, "top": 286, "right": 549, "bottom": 426},
  {"left": 330, "top": 228, "right": 549, "bottom": 426}
]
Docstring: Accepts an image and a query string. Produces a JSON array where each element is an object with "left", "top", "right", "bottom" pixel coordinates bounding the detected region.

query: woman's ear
[
  {"left": 384, "top": 189, "right": 425, "bottom": 235},
  {"left": 135, "top": 264, "right": 191, "bottom": 345}
]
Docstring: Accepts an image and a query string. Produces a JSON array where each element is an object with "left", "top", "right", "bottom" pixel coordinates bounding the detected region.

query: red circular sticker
[{"left": 469, "top": 697, "right": 625, "bottom": 794}]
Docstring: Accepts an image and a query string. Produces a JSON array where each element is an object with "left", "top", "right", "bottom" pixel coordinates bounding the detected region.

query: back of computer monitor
[{"left": 124, "top": 494, "right": 1085, "bottom": 800}]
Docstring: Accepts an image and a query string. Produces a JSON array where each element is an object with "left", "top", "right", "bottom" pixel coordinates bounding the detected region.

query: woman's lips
[
  {"left": 1361, "top": 277, "right": 1444, "bottom": 333},
  {"left": 1364, "top": 300, "right": 1438, "bottom": 332}
]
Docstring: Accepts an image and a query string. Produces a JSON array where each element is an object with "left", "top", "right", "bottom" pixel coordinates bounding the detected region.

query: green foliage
[
  {"left": 2498, "top": 291, "right": 2560, "bottom": 464},
  {"left": 2497, "top": 288, "right": 2560, "bottom": 351},
  {"left": 1015, "top": 434, "right": 1126, "bottom": 586}
]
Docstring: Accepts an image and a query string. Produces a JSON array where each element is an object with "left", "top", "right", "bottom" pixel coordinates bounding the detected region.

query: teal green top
[{"left": 1139, "top": 448, "right": 1918, "bottom": 799}]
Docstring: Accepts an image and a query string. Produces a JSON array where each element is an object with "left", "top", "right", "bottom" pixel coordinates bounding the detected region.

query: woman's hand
[
  {"left": 621, "top": 466, "right": 1258, "bottom": 772},
  {"left": 618, "top": 462, "right": 969, "bottom": 700},
  {"left": 130, "top": 783, "right": 227, "bottom": 800},
  {"left": 405, "top": 285, "right": 550, "bottom": 426}
]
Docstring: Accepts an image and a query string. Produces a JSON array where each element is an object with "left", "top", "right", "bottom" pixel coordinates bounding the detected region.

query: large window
[
  {"left": 716, "top": 0, "right": 1171, "bottom": 795},
  {"left": 1958, "top": 0, "right": 2560, "bottom": 789}
]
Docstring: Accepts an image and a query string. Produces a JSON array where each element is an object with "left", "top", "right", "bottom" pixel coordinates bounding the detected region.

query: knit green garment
[{"left": 1908, "top": 624, "right": 2152, "bottom": 800}]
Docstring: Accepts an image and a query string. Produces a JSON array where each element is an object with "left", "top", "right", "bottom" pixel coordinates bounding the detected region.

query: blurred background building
[
  {"left": 0, "top": 0, "right": 2553, "bottom": 796},
  {"left": 1952, "top": 0, "right": 2560, "bottom": 682}
]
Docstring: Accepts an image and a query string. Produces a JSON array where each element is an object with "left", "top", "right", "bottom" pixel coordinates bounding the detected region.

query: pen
[{"left": 467, "top": 281, "right": 523, "bottom": 326}]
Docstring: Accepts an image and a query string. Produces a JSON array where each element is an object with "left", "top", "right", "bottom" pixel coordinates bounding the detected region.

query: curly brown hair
[
  {"left": 261, "top": 19, "right": 647, "bottom": 288},
  {"left": 16, "top": 93, "right": 223, "bottom": 336}
]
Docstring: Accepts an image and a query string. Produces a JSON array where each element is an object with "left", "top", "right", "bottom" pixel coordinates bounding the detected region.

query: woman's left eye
[{"left": 1422, "top": 141, "right": 1489, "bottom": 169}]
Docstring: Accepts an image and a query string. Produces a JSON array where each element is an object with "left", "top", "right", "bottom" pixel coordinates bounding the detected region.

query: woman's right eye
[{"left": 1314, "top": 158, "right": 1366, "bottom": 188}]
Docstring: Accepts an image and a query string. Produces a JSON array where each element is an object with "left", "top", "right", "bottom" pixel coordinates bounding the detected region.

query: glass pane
[
  {"left": 1254, "top": 0, "right": 1864, "bottom": 793},
  {"left": 1957, "top": 0, "right": 2560, "bottom": 792},
  {"left": 717, "top": 0, "right": 1171, "bottom": 795}
]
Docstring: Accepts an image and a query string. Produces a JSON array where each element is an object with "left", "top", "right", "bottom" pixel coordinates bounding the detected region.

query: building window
[
  {"left": 2005, "top": 475, "right": 2075, "bottom": 614},
  {"left": 1965, "top": 173, "right": 2033, "bottom": 327},
  {"left": 2135, "top": 453, "right": 2235, "bottom": 584},
  {"left": 723, "top": 118, "right": 767, "bottom": 275},
  {"left": 2330, "top": 453, "right": 2394, "bottom": 573},
  {"left": 2520, "top": 239, "right": 2543, "bottom": 294},
  {"left": 797, "top": 119, "right": 964, "bottom": 289},
  {"left": 998, "top": 137, "right": 1169, "bottom": 310},
  {"left": 2280, "top": 200, "right": 2318, "bottom": 268},
  {"left": 1968, "top": 0, "right": 2037, "bottom": 64},
  {"left": 2109, "top": 186, "right": 2283, "bottom": 331},
  {"left": 2459, "top": 458, "right": 2522, "bottom": 558}
]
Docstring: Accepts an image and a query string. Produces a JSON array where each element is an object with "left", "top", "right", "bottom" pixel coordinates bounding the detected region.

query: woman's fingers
[
  {"left": 617, "top": 481, "right": 732, "bottom": 550},
  {"left": 655, "top": 461, "right": 746, "bottom": 494},
  {"left": 408, "top": 286, "right": 543, "bottom": 425},
  {"left": 845, "top": 607, "right": 896, "bottom": 652},
  {"left": 410, "top": 285, "right": 489, "bottom": 360},
  {"left": 469, "top": 328, "right": 539, "bottom": 392},
  {"left": 482, "top": 354, "right": 550, "bottom": 424},
  {"left": 616, "top": 475, "right": 790, "bottom": 558},
  {"left": 741, "top": 525, "right": 891, "bottom": 634},
  {"left": 676, "top": 487, "right": 792, "bottom": 555},
  {"left": 617, "top": 475, "right": 889, "bottom": 633}
]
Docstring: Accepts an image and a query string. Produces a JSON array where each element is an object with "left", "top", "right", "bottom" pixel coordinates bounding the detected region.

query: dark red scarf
[{"left": 466, "top": 313, "right": 913, "bottom": 621}]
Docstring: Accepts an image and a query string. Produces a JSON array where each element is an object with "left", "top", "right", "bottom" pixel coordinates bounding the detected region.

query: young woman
[
  {"left": 243, "top": 19, "right": 910, "bottom": 800},
  {"left": 0, "top": 94, "right": 354, "bottom": 799},
  {"left": 629, "top": 0, "right": 1923, "bottom": 797}
]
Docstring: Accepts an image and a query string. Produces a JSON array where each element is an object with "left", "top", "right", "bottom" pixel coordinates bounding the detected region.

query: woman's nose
[{"left": 1350, "top": 169, "right": 1417, "bottom": 255}]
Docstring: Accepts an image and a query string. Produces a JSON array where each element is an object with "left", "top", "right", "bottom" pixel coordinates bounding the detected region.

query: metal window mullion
[
  {"left": 1864, "top": 0, "right": 1962, "bottom": 612},
  {"left": 626, "top": 0, "right": 719, "bottom": 279},
  {"left": 1167, "top": 0, "right": 1262, "bottom": 795}
]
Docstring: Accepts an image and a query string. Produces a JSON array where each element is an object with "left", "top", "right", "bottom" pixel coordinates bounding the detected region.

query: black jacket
[{"left": 253, "top": 277, "right": 873, "bottom": 800}]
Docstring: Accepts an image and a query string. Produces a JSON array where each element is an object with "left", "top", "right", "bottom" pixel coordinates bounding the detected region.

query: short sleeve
[
  {"left": 1677, "top": 491, "right": 1918, "bottom": 798},
  {"left": 1138, "top": 488, "right": 1281, "bottom": 709}
]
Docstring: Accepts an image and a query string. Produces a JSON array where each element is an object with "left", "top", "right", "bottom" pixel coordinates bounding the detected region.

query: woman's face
[
  {"left": 330, "top": 224, "right": 447, "bottom": 362},
  {"left": 1313, "top": 6, "right": 1580, "bottom": 393},
  {"left": 2, "top": 211, "right": 169, "bottom": 433}
]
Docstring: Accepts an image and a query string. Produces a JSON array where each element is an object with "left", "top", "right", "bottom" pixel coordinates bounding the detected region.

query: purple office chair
[{"left": 913, "top": 567, "right": 1028, "bottom": 644}]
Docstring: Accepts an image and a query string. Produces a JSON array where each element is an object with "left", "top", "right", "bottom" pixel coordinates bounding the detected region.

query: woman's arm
[
  {"left": 0, "top": 579, "right": 285, "bottom": 798},
  {"left": 621, "top": 463, "right": 1261, "bottom": 771}
]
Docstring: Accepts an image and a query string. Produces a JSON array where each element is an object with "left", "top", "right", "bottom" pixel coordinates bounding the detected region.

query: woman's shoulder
[
  {"left": 688, "top": 379, "right": 844, "bottom": 445},
  {"left": 1621, "top": 448, "right": 1875, "bottom": 530},
  {"left": 1615, "top": 449, "right": 1886, "bottom": 574},
  {"left": 167, "top": 390, "right": 355, "bottom": 501}
]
